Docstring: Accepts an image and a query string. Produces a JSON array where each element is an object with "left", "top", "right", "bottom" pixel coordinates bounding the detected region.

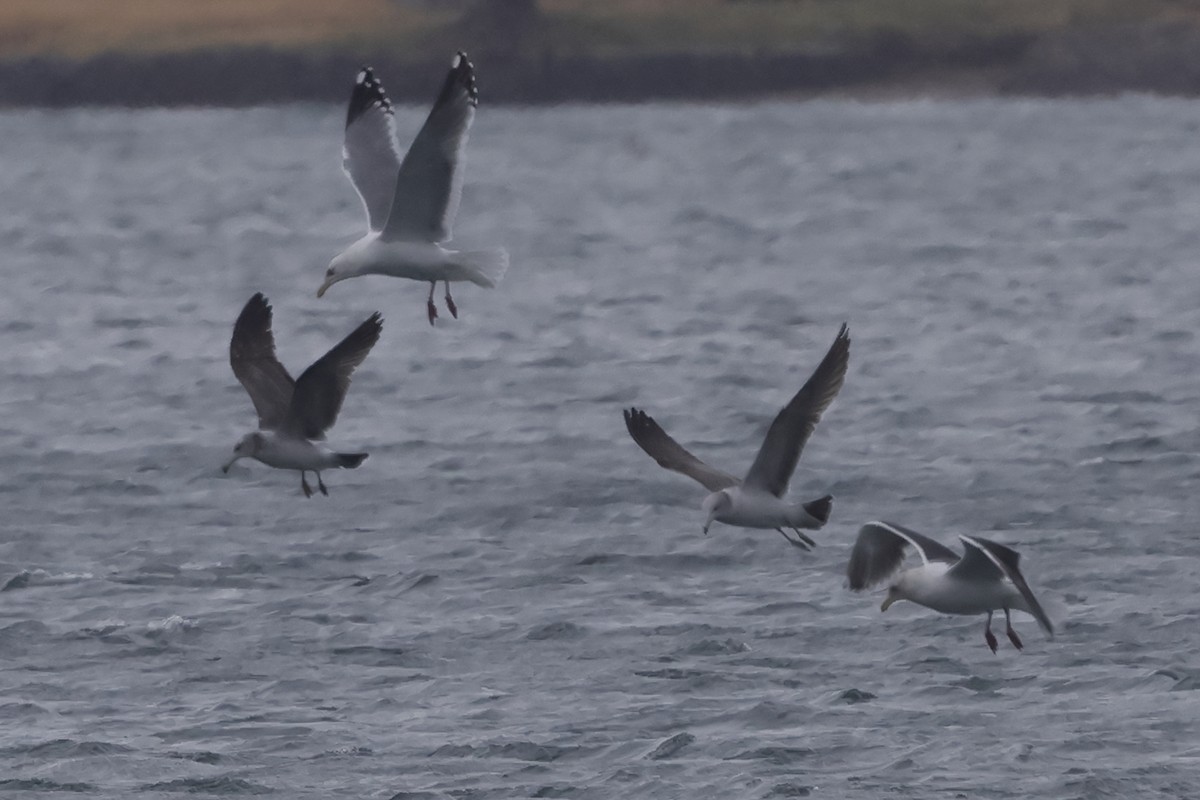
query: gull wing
[
  {"left": 957, "top": 536, "right": 1055, "bottom": 637},
  {"left": 230, "top": 293, "right": 295, "bottom": 431},
  {"left": 343, "top": 67, "right": 403, "bottom": 233},
  {"left": 380, "top": 52, "right": 477, "bottom": 244},
  {"left": 847, "top": 521, "right": 961, "bottom": 591},
  {"left": 281, "top": 313, "right": 383, "bottom": 441},
  {"left": 743, "top": 324, "right": 850, "bottom": 496},
  {"left": 623, "top": 408, "right": 740, "bottom": 493}
]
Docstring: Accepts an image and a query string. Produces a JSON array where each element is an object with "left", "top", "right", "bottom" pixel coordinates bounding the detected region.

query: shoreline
[{"left": 2, "top": 22, "right": 1199, "bottom": 108}]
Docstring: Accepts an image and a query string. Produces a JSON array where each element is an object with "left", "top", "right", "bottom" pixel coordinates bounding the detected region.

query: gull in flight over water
[
  {"left": 317, "top": 52, "right": 509, "bottom": 325},
  {"left": 623, "top": 324, "right": 850, "bottom": 550},
  {"left": 847, "top": 521, "right": 1055, "bottom": 652},
  {"left": 223, "top": 293, "right": 382, "bottom": 497}
]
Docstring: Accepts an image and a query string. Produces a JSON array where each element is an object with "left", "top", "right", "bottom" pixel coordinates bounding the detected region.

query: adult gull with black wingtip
[
  {"left": 223, "top": 293, "right": 382, "bottom": 497},
  {"left": 623, "top": 323, "right": 850, "bottom": 550},
  {"left": 317, "top": 52, "right": 508, "bottom": 325},
  {"left": 847, "top": 521, "right": 1055, "bottom": 652}
]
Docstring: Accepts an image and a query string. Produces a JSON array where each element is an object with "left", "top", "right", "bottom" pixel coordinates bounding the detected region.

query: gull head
[
  {"left": 700, "top": 491, "right": 732, "bottom": 535},
  {"left": 880, "top": 584, "right": 903, "bottom": 612},
  {"left": 223, "top": 432, "right": 264, "bottom": 472},
  {"left": 317, "top": 259, "right": 344, "bottom": 298}
]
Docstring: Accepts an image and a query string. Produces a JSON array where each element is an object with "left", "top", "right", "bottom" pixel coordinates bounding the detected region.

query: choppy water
[{"left": 1, "top": 96, "right": 1199, "bottom": 798}]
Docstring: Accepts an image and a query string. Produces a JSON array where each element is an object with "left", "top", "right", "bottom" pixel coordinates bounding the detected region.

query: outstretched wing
[
  {"left": 847, "top": 521, "right": 961, "bottom": 591},
  {"left": 623, "top": 407, "right": 740, "bottom": 493},
  {"left": 957, "top": 536, "right": 1055, "bottom": 637},
  {"left": 281, "top": 313, "right": 383, "bottom": 440},
  {"left": 380, "top": 52, "right": 478, "bottom": 244},
  {"left": 343, "top": 66, "right": 404, "bottom": 233},
  {"left": 229, "top": 293, "right": 294, "bottom": 430},
  {"left": 743, "top": 323, "right": 850, "bottom": 496}
]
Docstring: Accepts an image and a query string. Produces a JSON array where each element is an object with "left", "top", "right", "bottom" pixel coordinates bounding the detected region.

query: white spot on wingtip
[{"left": 356, "top": 68, "right": 368, "bottom": 83}]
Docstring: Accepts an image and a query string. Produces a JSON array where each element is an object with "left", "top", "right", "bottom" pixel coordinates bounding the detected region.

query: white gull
[
  {"left": 623, "top": 323, "right": 850, "bottom": 550},
  {"left": 223, "top": 293, "right": 382, "bottom": 497},
  {"left": 317, "top": 52, "right": 509, "bottom": 325},
  {"left": 847, "top": 521, "right": 1055, "bottom": 652}
]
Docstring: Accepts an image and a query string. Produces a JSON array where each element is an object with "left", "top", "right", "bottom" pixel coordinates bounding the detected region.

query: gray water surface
[{"left": 1, "top": 97, "right": 1199, "bottom": 798}]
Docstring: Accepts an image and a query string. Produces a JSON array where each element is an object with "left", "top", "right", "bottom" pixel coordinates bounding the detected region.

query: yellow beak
[
  {"left": 316, "top": 281, "right": 330, "bottom": 299},
  {"left": 880, "top": 595, "right": 895, "bottom": 612}
]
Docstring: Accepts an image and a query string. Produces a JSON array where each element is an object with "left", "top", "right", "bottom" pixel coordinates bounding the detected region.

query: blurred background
[{"left": 2, "top": 0, "right": 1200, "bottom": 105}]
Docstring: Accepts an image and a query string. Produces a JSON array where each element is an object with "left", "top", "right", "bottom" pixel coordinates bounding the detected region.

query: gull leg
[
  {"left": 1004, "top": 608, "right": 1024, "bottom": 651},
  {"left": 444, "top": 280, "right": 458, "bottom": 319},
  {"left": 316, "top": 472, "right": 329, "bottom": 497},
  {"left": 426, "top": 282, "right": 438, "bottom": 326},
  {"left": 984, "top": 610, "right": 998, "bottom": 653},
  {"left": 775, "top": 528, "right": 813, "bottom": 551},
  {"left": 790, "top": 527, "right": 818, "bottom": 549},
  {"left": 300, "top": 471, "right": 314, "bottom": 498}
]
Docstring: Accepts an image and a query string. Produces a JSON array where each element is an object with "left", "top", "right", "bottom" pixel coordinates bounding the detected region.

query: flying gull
[
  {"left": 317, "top": 52, "right": 509, "bottom": 325},
  {"left": 847, "top": 521, "right": 1055, "bottom": 652},
  {"left": 223, "top": 293, "right": 382, "bottom": 497},
  {"left": 623, "top": 323, "right": 850, "bottom": 550}
]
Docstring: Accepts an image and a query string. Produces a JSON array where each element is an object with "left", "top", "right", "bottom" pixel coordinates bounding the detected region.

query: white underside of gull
[
  {"left": 320, "top": 233, "right": 508, "bottom": 296},
  {"left": 703, "top": 487, "right": 824, "bottom": 531},
  {"left": 892, "top": 562, "right": 1033, "bottom": 617},
  {"left": 230, "top": 433, "right": 348, "bottom": 473}
]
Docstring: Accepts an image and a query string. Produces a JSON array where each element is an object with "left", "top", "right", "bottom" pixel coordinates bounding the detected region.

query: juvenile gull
[
  {"left": 847, "top": 521, "right": 1055, "bottom": 652},
  {"left": 317, "top": 52, "right": 509, "bottom": 325},
  {"left": 223, "top": 293, "right": 382, "bottom": 497},
  {"left": 623, "top": 323, "right": 850, "bottom": 550}
]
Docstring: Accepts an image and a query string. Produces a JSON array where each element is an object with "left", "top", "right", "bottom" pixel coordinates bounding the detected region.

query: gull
[
  {"left": 317, "top": 52, "right": 509, "bottom": 325},
  {"left": 223, "top": 293, "right": 382, "bottom": 497},
  {"left": 623, "top": 324, "right": 850, "bottom": 550},
  {"left": 847, "top": 521, "right": 1055, "bottom": 652}
]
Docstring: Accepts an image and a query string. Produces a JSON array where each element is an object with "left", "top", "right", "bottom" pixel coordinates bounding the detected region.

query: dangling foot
[
  {"left": 317, "top": 473, "right": 329, "bottom": 497},
  {"left": 775, "top": 528, "right": 813, "bottom": 551},
  {"left": 444, "top": 280, "right": 458, "bottom": 319},
  {"left": 984, "top": 610, "right": 998, "bottom": 653},
  {"left": 1004, "top": 608, "right": 1024, "bottom": 650},
  {"left": 426, "top": 282, "right": 438, "bottom": 326},
  {"left": 790, "top": 526, "right": 818, "bottom": 549},
  {"left": 300, "top": 471, "right": 314, "bottom": 498}
]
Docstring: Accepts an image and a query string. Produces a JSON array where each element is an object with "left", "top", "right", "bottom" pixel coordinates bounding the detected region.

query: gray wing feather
[
  {"left": 624, "top": 408, "right": 740, "bottom": 493},
  {"left": 847, "top": 521, "right": 961, "bottom": 590},
  {"left": 743, "top": 323, "right": 850, "bottom": 496},
  {"left": 282, "top": 313, "right": 383, "bottom": 441},
  {"left": 230, "top": 293, "right": 295, "bottom": 431},
  {"left": 380, "top": 52, "right": 477, "bottom": 244},
  {"left": 957, "top": 536, "right": 1055, "bottom": 637},
  {"left": 343, "top": 67, "right": 403, "bottom": 232}
]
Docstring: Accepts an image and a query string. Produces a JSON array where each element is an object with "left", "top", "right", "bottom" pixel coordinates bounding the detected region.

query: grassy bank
[{"left": 0, "top": 0, "right": 1198, "bottom": 104}]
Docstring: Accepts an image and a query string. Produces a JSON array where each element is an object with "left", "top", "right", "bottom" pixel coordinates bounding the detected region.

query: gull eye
[{"left": 325, "top": 267, "right": 335, "bottom": 277}]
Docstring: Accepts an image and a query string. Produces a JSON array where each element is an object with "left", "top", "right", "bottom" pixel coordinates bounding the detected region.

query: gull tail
[
  {"left": 456, "top": 248, "right": 509, "bottom": 288},
  {"left": 337, "top": 453, "right": 369, "bottom": 469},
  {"left": 796, "top": 495, "right": 834, "bottom": 529}
]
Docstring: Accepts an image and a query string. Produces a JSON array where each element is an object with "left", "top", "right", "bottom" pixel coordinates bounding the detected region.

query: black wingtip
[
  {"left": 346, "top": 65, "right": 392, "bottom": 128},
  {"left": 236, "top": 292, "right": 271, "bottom": 326},
  {"left": 448, "top": 50, "right": 479, "bottom": 108},
  {"left": 623, "top": 406, "right": 651, "bottom": 436}
]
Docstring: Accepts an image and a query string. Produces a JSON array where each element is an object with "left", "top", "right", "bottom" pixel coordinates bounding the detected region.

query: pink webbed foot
[
  {"left": 444, "top": 282, "right": 458, "bottom": 319},
  {"left": 301, "top": 472, "right": 314, "bottom": 498},
  {"left": 984, "top": 611, "right": 998, "bottom": 653}
]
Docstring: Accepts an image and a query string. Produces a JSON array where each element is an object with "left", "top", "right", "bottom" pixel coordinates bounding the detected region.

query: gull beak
[
  {"left": 880, "top": 595, "right": 896, "bottom": 612},
  {"left": 222, "top": 456, "right": 238, "bottom": 474},
  {"left": 316, "top": 275, "right": 335, "bottom": 298}
]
